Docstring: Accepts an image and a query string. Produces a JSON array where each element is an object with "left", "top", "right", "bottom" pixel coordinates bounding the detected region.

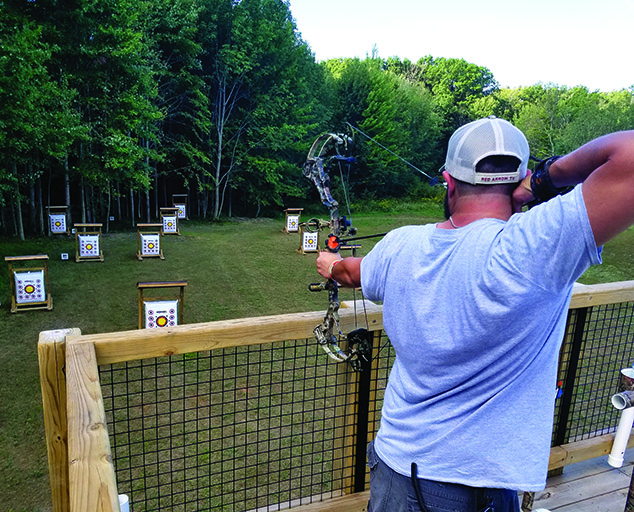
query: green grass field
[{"left": 1, "top": 202, "right": 633, "bottom": 512}]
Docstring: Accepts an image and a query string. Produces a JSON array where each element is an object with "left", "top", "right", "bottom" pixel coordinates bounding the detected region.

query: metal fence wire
[
  {"left": 99, "top": 302, "right": 634, "bottom": 512},
  {"left": 553, "top": 302, "right": 634, "bottom": 445},
  {"left": 100, "top": 333, "right": 395, "bottom": 512}
]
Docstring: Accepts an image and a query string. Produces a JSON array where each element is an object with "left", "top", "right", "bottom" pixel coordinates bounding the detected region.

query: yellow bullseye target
[
  {"left": 141, "top": 234, "right": 161, "bottom": 256},
  {"left": 49, "top": 214, "right": 67, "bottom": 234},
  {"left": 302, "top": 231, "right": 318, "bottom": 252},
  {"left": 144, "top": 300, "right": 178, "bottom": 329},
  {"left": 78, "top": 234, "right": 100, "bottom": 257},
  {"left": 14, "top": 270, "right": 45, "bottom": 304}
]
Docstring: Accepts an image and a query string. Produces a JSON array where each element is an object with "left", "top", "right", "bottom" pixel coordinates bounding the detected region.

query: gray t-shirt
[{"left": 361, "top": 185, "right": 601, "bottom": 491}]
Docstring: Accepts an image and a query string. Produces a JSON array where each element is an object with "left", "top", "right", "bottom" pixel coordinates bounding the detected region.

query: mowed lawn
[{"left": 1, "top": 205, "right": 633, "bottom": 512}]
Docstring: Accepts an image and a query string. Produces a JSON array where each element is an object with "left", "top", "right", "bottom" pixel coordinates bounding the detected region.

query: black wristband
[{"left": 530, "top": 155, "right": 565, "bottom": 203}]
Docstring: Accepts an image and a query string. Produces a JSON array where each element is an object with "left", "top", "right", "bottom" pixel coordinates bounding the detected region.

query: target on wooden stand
[
  {"left": 5, "top": 255, "right": 53, "bottom": 312},
  {"left": 74, "top": 224, "right": 104, "bottom": 262},
  {"left": 46, "top": 206, "right": 70, "bottom": 235},
  {"left": 144, "top": 300, "right": 178, "bottom": 329},
  {"left": 160, "top": 207, "right": 180, "bottom": 235},
  {"left": 172, "top": 194, "right": 188, "bottom": 220},
  {"left": 136, "top": 224, "right": 164, "bottom": 260},
  {"left": 283, "top": 208, "right": 303, "bottom": 233},
  {"left": 138, "top": 281, "right": 187, "bottom": 329},
  {"left": 302, "top": 231, "right": 319, "bottom": 253}
]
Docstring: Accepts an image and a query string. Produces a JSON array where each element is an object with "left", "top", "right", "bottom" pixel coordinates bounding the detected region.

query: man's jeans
[{"left": 367, "top": 441, "right": 520, "bottom": 512}]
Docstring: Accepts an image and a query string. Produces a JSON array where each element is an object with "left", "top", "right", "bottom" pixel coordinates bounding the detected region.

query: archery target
[
  {"left": 15, "top": 270, "right": 45, "bottom": 304},
  {"left": 78, "top": 234, "right": 100, "bottom": 257},
  {"left": 144, "top": 300, "right": 178, "bottom": 329},
  {"left": 50, "top": 214, "right": 67, "bottom": 233},
  {"left": 163, "top": 215, "right": 178, "bottom": 233},
  {"left": 175, "top": 204, "right": 186, "bottom": 219},
  {"left": 141, "top": 234, "right": 161, "bottom": 256},
  {"left": 287, "top": 215, "right": 299, "bottom": 232},
  {"left": 302, "top": 231, "right": 318, "bottom": 252}
]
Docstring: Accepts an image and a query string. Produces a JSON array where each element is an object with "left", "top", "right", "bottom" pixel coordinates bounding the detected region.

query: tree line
[{"left": 2, "top": 0, "right": 634, "bottom": 238}]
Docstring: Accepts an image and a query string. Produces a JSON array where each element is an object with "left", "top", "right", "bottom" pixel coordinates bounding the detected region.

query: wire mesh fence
[
  {"left": 553, "top": 302, "right": 634, "bottom": 445},
  {"left": 100, "top": 334, "right": 396, "bottom": 512},
  {"left": 96, "top": 301, "right": 634, "bottom": 511}
]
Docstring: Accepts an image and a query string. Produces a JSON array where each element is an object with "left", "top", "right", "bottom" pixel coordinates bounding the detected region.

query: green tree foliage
[
  {"left": 0, "top": 7, "right": 82, "bottom": 237},
  {"left": 321, "top": 57, "right": 441, "bottom": 200},
  {"left": 2, "top": 2, "right": 634, "bottom": 235}
]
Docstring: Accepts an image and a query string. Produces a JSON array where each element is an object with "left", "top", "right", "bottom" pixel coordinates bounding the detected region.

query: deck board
[{"left": 532, "top": 449, "right": 634, "bottom": 511}]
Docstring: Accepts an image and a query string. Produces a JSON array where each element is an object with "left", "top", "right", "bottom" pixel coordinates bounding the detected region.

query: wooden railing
[{"left": 39, "top": 282, "right": 634, "bottom": 512}]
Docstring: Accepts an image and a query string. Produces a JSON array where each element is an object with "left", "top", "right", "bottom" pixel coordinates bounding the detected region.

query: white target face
[
  {"left": 50, "top": 214, "right": 66, "bottom": 233},
  {"left": 79, "top": 234, "right": 100, "bottom": 257},
  {"left": 175, "top": 204, "right": 186, "bottom": 219},
  {"left": 163, "top": 216, "right": 178, "bottom": 233},
  {"left": 287, "top": 215, "right": 299, "bottom": 232},
  {"left": 144, "top": 300, "right": 178, "bottom": 329},
  {"left": 141, "top": 234, "right": 161, "bottom": 255},
  {"left": 302, "top": 231, "right": 318, "bottom": 252},
  {"left": 15, "top": 270, "right": 45, "bottom": 304}
]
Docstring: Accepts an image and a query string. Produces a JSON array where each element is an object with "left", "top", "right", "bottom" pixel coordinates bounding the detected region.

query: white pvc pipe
[
  {"left": 608, "top": 406, "right": 634, "bottom": 468},
  {"left": 118, "top": 494, "right": 130, "bottom": 512}
]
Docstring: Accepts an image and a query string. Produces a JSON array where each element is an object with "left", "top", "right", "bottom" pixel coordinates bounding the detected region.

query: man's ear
[{"left": 443, "top": 170, "right": 456, "bottom": 197}]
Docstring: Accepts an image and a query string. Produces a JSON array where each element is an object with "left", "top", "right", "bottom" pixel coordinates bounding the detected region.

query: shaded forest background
[{"left": 3, "top": 0, "right": 634, "bottom": 239}]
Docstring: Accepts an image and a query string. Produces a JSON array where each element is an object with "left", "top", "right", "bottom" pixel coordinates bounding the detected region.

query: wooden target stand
[
  {"left": 172, "top": 194, "right": 188, "bottom": 220},
  {"left": 136, "top": 224, "right": 164, "bottom": 260},
  {"left": 74, "top": 223, "right": 104, "bottom": 262},
  {"left": 137, "top": 281, "right": 187, "bottom": 329},
  {"left": 5, "top": 254, "right": 53, "bottom": 313},
  {"left": 298, "top": 224, "right": 319, "bottom": 254},
  {"left": 160, "top": 207, "right": 180, "bottom": 235},
  {"left": 47, "top": 206, "right": 70, "bottom": 235},
  {"left": 283, "top": 208, "right": 303, "bottom": 234}
]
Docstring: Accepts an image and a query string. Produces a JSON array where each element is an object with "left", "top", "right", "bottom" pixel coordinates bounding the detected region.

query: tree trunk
[
  {"left": 29, "top": 180, "right": 37, "bottom": 234},
  {"left": 64, "top": 156, "right": 72, "bottom": 226},
  {"left": 37, "top": 178, "right": 44, "bottom": 235},
  {"left": 116, "top": 182, "right": 122, "bottom": 220},
  {"left": 154, "top": 168, "right": 159, "bottom": 219},
  {"left": 130, "top": 188, "right": 135, "bottom": 227},
  {"left": 80, "top": 182, "right": 86, "bottom": 223},
  {"left": 14, "top": 186, "right": 25, "bottom": 241}
]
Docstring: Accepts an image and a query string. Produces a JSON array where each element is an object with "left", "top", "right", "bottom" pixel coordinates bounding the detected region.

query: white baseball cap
[{"left": 444, "top": 117, "right": 529, "bottom": 185}]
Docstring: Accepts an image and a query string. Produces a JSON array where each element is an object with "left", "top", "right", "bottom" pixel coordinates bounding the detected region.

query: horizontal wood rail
[{"left": 69, "top": 300, "right": 384, "bottom": 366}]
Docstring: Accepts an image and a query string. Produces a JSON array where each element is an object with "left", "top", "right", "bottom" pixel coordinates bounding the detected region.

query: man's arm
[
  {"left": 513, "top": 130, "right": 634, "bottom": 246},
  {"left": 315, "top": 251, "right": 362, "bottom": 288}
]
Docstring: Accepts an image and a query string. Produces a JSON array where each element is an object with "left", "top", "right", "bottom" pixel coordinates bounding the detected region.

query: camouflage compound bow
[{"left": 302, "top": 132, "right": 374, "bottom": 372}]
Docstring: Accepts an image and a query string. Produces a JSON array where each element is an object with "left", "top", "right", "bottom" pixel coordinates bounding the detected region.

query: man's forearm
[
  {"left": 549, "top": 131, "right": 634, "bottom": 188},
  {"left": 330, "top": 257, "right": 363, "bottom": 288}
]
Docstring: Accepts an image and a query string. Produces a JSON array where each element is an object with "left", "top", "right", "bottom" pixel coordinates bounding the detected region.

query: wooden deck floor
[{"left": 530, "top": 449, "right": 634, "bottom": 511}]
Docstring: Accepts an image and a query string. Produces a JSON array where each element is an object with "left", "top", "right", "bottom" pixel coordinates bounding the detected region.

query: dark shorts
[{"left": 367, "top": 441, "right": 520, "bottom": 512}]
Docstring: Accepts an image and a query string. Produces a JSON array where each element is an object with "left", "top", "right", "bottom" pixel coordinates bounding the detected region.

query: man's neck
[{"left": 440, "top": 196, "right": 513, "bottom": 229}]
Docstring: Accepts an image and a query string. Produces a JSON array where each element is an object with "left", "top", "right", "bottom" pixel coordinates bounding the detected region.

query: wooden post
[
  {"left": 66, "top": 340, "right": 119, "bottom": 512},
  {"left": 38, "top": 328, "right": 81, "bottom": 512}
]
